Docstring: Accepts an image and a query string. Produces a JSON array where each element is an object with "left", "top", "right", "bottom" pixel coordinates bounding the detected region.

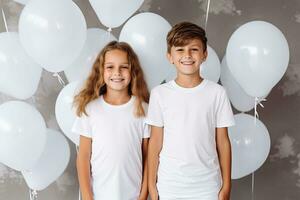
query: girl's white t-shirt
[
  {"left": 72, "top": 95, "right": 149, "bottom": 200},
  {"left": 146, "top": 79, "right": 235, "bottom": 199}
]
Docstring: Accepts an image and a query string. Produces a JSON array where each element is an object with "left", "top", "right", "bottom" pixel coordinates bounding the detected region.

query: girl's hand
[
  {"left": 218, "top": 187, "right": 230, "bottom": 200},
  {"left": 149, "top": 186, "right": 159, "bottom": 200}
]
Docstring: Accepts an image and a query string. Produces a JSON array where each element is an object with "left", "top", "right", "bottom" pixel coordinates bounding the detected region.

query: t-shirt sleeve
[
  {"left": 142, "top": 118, "right": 150, "bottom": 138},
  {"left": 215, "top": 88, "right": 235, "bottom": 128},
  {"left": 71, "top": 113, "right": 92, "bottom": 138},
  {"left": 145, "top": 89, "right": 164, "bottom": 127}
]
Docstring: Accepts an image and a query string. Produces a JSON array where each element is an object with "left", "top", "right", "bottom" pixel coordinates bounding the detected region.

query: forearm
[
  {"left": 148, "top": 138, "right": 160, "bottom": 191},
  {"left": 139, "top": 139, "right": 149, "bottom": 200},
  {"left": 77, "top": 156, "right": 93, "bottom": 200},
  {"left": 217, "top": 138, "right": 232, "bottom": 190}
]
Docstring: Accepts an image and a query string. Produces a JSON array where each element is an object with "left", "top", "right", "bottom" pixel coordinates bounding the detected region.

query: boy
[{"left": 146, "top": 22, "right": 235, "bottom": 200}]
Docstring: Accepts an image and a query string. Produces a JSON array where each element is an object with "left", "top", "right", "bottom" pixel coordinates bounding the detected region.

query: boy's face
[{"left": 167, "top": 39, "right": 207, "bottom": 77}]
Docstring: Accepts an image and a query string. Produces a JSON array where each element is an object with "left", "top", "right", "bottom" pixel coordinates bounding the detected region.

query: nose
[
  {"left": 113, "top": 67, "right": 121, "bottom": 76},
  {"left": 183, "top": 50, "right": 192, "bottom": 58}
]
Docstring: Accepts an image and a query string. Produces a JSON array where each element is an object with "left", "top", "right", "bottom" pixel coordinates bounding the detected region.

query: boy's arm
[
  {"left": 148, "top": 125, "right": 163, "bottom": 200},
  {"left": 216, "top": 127, "right": 231, "bottom": 200},
  {"left": 139, "top": 138, "right": 149, "bottom": 200},
  {"left": 77, "top": 135, "right": 93, "bottom": 200}
]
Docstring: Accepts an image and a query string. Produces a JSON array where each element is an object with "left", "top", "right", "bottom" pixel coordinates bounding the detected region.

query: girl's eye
[
  {"left": 192, "top": 48, "right": 199, "bottom": 51},
  {"left": 121, "top": 65, "right": 129, "bottom": 69},
  {"left": 105, "top": 66, "right": 113, "bottom": 69}
]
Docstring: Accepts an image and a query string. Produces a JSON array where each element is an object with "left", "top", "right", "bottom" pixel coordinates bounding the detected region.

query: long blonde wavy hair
[{"left": 73, "top": 41, "right": 149, "bottom": 117}]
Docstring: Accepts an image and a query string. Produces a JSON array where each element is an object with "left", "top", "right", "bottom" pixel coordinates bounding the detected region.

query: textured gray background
[{"left": 0, "top": 0, "right": 300, "bottom": 199}]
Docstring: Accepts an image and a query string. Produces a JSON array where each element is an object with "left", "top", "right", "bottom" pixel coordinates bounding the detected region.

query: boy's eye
[
  {"left": 192, "top": 48, "right": 199, "bottom": 51},
  {"left": 175, "top": 48, "right": 184, "bottom": 51}
]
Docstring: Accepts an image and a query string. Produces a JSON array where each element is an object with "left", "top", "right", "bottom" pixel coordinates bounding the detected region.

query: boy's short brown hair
[{"left": 167, "top": 22, "right": 207, "bottom": 53}]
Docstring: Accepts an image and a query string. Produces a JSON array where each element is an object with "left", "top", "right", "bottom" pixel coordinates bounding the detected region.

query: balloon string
[
  {"left": 254, "top": 97, "right": 267, "bottom": 125},
  {"left": 29, "top": 189, "right": 38, "bottom": 200},
  {"left": 1, "top": 7, "right": 8, "bottom": 32},
  {"left": 53, "top": 72, "right": 66, "bottom": 87},
  {"left": 107, "top": 27, "right": 112, "bottom": 41},
  {"left": 204, "top": 0, "right": 211, "bottom": 30},
  {"left": 251, "top": 172, "right": 255, "bottom": 200}
]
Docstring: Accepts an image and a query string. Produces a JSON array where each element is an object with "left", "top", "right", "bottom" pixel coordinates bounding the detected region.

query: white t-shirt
[
  {"left": 146, "top": 79, "right": 235, "bottom": 199},
  {"left": 72, "top": 95, "right": 149, "bottom": 200}
]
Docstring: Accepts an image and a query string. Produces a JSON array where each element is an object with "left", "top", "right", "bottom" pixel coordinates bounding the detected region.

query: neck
[
  {"left": 103, "top": 89, "right": 131, "bottom": 105},
  {"left": 175, "top": 73, "right": 203, "bottom": 88}
]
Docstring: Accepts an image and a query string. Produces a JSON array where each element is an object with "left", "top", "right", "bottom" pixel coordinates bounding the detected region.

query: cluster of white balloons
[
  {"left": 222, "top": 21, "right": 289, "bottom": 179},
  {"left": 1, "top": 0, "right": 290, "bottom": 192}
]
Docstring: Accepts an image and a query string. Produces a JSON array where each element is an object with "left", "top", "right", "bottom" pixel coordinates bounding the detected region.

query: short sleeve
[
  {"left": 145, "top": 89, "right": 164, "bottom": 127},
  {"left": 215, "top": 88, "right": 235, "bottom": 128},
  {"left": 142, "top": 118, "right": 150, "bottom": 138},
  {"left": 71, "top": 113, "right": 92, "bottom": 138}
]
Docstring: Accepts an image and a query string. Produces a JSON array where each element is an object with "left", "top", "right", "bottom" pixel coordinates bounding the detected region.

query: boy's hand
[
  {"left": 218, "top": 187, "right": 230, "bottom": 200},
  {"left": 149, "top": 186, "right": 159, "bottom": 200}
]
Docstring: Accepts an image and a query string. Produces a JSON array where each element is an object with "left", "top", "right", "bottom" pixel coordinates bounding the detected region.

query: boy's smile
[{"left": 167, "top": 39, "right": 207, "bottom": 76}]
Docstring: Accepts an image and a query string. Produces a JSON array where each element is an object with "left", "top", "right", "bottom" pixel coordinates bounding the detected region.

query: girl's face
[
  {"left": 167, "top": 39, "right": 207, "bottom": 77},
  {"left": 103, "top": 49, "right": 131, "bottom": 93}
]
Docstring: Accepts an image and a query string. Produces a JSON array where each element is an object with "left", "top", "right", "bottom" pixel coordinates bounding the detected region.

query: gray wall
[{"left": 0, "top": 0, "right": 300, "bottom": 199}]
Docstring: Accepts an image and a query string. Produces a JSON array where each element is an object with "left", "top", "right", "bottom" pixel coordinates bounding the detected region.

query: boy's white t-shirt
[
  {"left": 72, "top": 96, "right": 149, "bottom": 200},
  {"left": 146, "top": 79, "right": 235, "bottom": 199}
]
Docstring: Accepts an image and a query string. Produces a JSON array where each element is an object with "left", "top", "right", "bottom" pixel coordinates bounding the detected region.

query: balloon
[
  {"left": 226, "top": 21, "right": 289, "bottom": 97},
  {"left": 89, "top": 0, "right": 143, "bottom": 28},
  {"left": 0, "top": 101, "right": 46, "bottom": 171},
  {"left": 64, "top": 28, "right": 116, "bottom": 82},
  {"left": 14, "top": 0, "right": 28, "bottom": 4},
  {"left": 19, "top": 0, "right": 87, "bottom": 72},
  {"left": 200, "top": 45, "right": 221, "bottom": 83},
  {"left": 55, "top": 81, "right": 80, "bottom": 145},
  {"left": 164, "top": 45, "right": 221, "bottom": 83},
  {"left": 0, "top": 32, "right": 42, "bottom": 99},
  {"left": 119, "top": 12, "right": 172, "bottom": 89},
  {"left": 22, "top": 129, "right": 70, "bottom": 191},
  {"left": 220, "top": 55, "right": 258, "bottom": 112},
  {"left": 228, "top": 113, "right": 270, "bottom": 179}
]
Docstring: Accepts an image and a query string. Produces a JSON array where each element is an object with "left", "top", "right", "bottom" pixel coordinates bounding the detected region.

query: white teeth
[
  {"left": 181, "top": 61, "right": 194, "bottom": 65},
  {"left": 111, "top": 79, "right": 124, "bottom": 82}
]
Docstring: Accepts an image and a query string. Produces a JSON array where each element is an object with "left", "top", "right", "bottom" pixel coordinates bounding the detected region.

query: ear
[
  {"left": 166, "top": 52, "right": 174, "bottom": 64},
  {"left": 203, "top": 50, "right": 208, "bottom": 61}
]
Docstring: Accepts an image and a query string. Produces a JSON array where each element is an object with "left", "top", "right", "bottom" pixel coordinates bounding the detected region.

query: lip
[
  {"left": 110, "top": 78, "right": 124, "bottom": 82},
  {"left": 180, "top": 61, "right": 195, "bottom": 65}
]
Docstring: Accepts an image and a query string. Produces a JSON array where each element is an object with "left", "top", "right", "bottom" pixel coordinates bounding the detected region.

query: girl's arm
[
  {"left": 77, "top": 135, "right": 93, "bottom": 200},
  {"left": 148, "top": 126, "right": 163, "bottom": 200},
  {"left": 216, "top": 127, "right": 232, "bottom": 200},
  {"left": 139, "top": 138, "right": 149, "bottom": 200}
]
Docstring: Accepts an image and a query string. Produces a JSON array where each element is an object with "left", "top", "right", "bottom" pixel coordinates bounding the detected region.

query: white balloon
[
  {"left": 0, "top": 101, "right": 46, "bottom": 171},
  {"left": 19, "top": 0, "right": 87, "bottom": 72},
  {"left": 64, "top": 28, "right": 116, "bottom": 82},
  {"left": 119, "top": 12, "right": 172, "bottom": 89},
  {"left": 55, "top": 81, "right": 80, "bottom": 145},
  {"left": 14, "top": 0, "right": 28, "bottom": 5},
  {"left": 226, "top": 21, "right": 289, "bottom": 97},
  {"left": 200, "top": 45, "right": 221, "bottom": 83},
  {"left": 0, "top": 32, "right": 42, "bottom": 99},
  {"left": 220, "top": 55, "right": 256, "bottom": 112},
  {"left": 89, "top": 0, "right": 143, "bottom": 28},
  {"left": 164, "top": 45, "right": 221, "bottom": 83},
  {"left": 228, "top": 113, "right": 270, "bottom": 179},
  {"left": 22, "top": 129, "right": 70, "bottom": 191}
]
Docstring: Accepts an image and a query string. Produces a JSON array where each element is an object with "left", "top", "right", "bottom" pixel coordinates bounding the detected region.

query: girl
[{"left": 72, "top": 41, "right": 150, "bottom": 200}]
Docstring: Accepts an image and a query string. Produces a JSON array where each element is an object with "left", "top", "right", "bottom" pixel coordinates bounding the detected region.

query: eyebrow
[{"left": 104, "top": 62, "right": 129, "bottom": 65}]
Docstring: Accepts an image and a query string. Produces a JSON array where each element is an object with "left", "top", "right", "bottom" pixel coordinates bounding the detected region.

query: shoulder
[
  {"left": 204, "top": 79, "right": 227, "bottom": 95},
  {"left": 150, "top": 81, "right": 174, "bottom": 95},
  {"left": 84, "top": 97, "right": 101, "bottom": 115}
]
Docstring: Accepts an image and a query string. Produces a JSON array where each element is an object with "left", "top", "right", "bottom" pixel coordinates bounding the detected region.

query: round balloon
[
  {"left": 226, "top": 21, "right": 289, "bottom": 97},
  {"left": 228, "top": 113, "right": 271, "bottom": 179},
  {"left": 19, "top": 0, "right": 87, "bottom": 72},
  {"left": 221, "top": 55, "right": 257, "bottom": 112},
  {"left": 0, "top": 101, "right": 46, "bottom": 171},
  {"left": 89, "top": 0, "right": 144, "bottom": 28},
  {"left": 64, "top": 28, "right": 116, "bottom": 82},
  {"left": 55, "top": 81, "right": 80, "bottom": 145},
  {"left": 0, "top": 32, "right": 42, "bottom": 99},
  {"left": 119, "top": 12, "right": 172, "bottom": 89},
  {"left": 22, "top": 129, "right": 70, "bottom": 191}
]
